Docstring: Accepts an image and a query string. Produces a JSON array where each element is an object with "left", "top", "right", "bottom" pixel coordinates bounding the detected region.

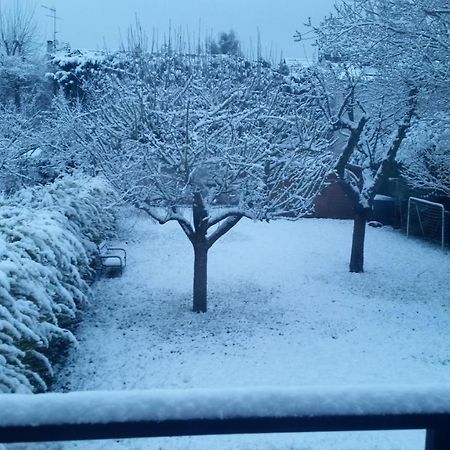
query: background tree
[
  {"left": 68, "top": 53, "right": 332, "bottom": 312},
  {"left": 209, "top": 30, "right": 241, "bottom": 56},
  {"left": 0, "top": 0, "right": 37, "bottom": 57},
  {"left": 0, "top": 1, "right": 48, "bottom": 110}
]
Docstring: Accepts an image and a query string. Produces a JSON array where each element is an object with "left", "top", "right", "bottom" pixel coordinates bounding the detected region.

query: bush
[{"left": 0, "top": 175, "right": 115, "bottom": 392}]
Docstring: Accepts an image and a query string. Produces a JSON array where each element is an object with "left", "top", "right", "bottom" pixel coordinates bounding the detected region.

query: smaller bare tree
[
  {"left": 295, "top": 0, "right": 447, "bottom": 273},
  {"left": 306, "top": 66, "right": 418, "bottom": 273}
]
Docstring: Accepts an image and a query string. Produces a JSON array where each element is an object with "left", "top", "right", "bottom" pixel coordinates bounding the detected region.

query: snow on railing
[{"left": 1, "top": 386, "right": 450, "bottom": 449}]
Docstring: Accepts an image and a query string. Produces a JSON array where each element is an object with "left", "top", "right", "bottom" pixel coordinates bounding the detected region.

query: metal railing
[{"left": 1, "top": 387, "right": 450, "bottom": 449}]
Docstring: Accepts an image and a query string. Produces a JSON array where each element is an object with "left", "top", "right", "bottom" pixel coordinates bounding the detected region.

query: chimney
[{"left": 47, "top": 40, "right": 54, "bottom": 54}]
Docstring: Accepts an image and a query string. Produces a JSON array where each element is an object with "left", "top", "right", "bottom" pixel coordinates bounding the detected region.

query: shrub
[{"left": 0, "top": 175, "right": 115, "bottom": 392}]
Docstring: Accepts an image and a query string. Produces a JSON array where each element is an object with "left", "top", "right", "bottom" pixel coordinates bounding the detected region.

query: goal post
[{"left": 406, "top": 197, "right": 445, "bottom": 249}]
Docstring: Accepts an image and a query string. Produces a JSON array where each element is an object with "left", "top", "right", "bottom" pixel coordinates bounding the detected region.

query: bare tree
[
  {"left": 0, "top": 1, "right": 42, "bottom": 110},
  {"left": 296, "top": 0, "right": 450, "bottom": 272},
  {"left": 304, "top": 64, "right": 418, "bottom": 273},
  {"left": 70, "top": 53, "right": 332, "bottom": 312},
  {"left": 0, "top": 0, "right": 37, "bottom": 57}
]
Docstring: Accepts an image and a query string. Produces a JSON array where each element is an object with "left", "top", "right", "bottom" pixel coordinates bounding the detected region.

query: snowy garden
[
  {"left": 49, "top": 212, "right": 450, "bottom": 450},
  {"left": 0, "top": 0, "right": 450, "bottom": 449}
]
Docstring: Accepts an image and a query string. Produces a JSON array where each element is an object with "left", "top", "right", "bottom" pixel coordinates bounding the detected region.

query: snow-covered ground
[{"left": 54, "top": 211, "right": 450, "bottom": 450}]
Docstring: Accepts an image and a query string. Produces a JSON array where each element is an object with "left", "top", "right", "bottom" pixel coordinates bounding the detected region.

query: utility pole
[{"left": 41, "top": 5, "right": 61, "bottom": 51}]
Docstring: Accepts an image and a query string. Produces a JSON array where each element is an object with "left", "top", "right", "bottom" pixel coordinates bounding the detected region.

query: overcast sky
[{"left": 33, "top": 0, "right": 336, "bottom": 60}]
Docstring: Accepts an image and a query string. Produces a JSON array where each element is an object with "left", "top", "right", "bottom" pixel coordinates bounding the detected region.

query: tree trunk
[
  {"left": 191, "top": 192, "right": 209, "bottom": 313},
  {"left": 349, "top": 208, "right": 369, "bottom": 273},
  {"left": 193, "top": 242, "right": 208, "bottom": 313}
]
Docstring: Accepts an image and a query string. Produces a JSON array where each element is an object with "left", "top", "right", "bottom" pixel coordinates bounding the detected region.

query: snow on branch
[{"left": 75, "top": 53, "right": 332, "bottom": 233}]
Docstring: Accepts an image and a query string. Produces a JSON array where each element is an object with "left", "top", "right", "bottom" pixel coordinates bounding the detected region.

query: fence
[{"left": 1, "top": 386, "right": 450, "bottom": 449}]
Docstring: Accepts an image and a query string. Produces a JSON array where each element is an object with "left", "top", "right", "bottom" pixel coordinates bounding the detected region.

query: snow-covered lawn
[{"left": 55, "top": 211, "right": 450, "bottom": 450}]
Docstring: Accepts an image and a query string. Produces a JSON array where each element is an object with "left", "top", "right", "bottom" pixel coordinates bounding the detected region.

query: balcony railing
[{"left": 1, "top": 386, "right": 450, "bottom": 449}]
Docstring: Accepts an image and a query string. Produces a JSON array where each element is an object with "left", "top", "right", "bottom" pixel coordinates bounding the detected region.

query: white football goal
[{"left": 406, "top": 197, "right": 447, "bottom": 249}]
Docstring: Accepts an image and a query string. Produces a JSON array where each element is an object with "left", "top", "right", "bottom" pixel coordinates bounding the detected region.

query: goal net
[{"left": 406, "top": 197, "right": 448, "bottom": 249}]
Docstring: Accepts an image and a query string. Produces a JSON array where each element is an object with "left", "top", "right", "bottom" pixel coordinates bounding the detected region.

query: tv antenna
[{"left": 41, "top": 5, "right": 62, "bottom": 49}]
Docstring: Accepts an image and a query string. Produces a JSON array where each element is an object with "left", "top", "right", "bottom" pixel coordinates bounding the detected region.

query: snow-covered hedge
[{"left": 0, "top": 176, "right": 115, "bottom": 393}]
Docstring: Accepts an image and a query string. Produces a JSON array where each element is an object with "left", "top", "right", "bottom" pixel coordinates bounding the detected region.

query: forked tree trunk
[
  {"left": 193, "top": 242, "right": 208, "bottom": 313},
  {"left": 188, "top": 192, "right": 242, "bottom": 313},
  {"left": 349, "top": 207, "right": 369, "bottom": 273}
]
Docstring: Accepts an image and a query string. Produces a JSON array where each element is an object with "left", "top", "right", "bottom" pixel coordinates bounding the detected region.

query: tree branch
[
  {"left": 207, "top": 215, "right": 243, "bottom": 248},
  {"left": 335, "top": 115, "right": 368, "bottom": 178},
  {"left": 139, "top": 204, "right": 195, "bottom": 242},
  {"left": 207, "top": 208, "right": 252, "bottom": 227},
  {"left": 364, "top": 87, "right": 418, "bottom": 201}
]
